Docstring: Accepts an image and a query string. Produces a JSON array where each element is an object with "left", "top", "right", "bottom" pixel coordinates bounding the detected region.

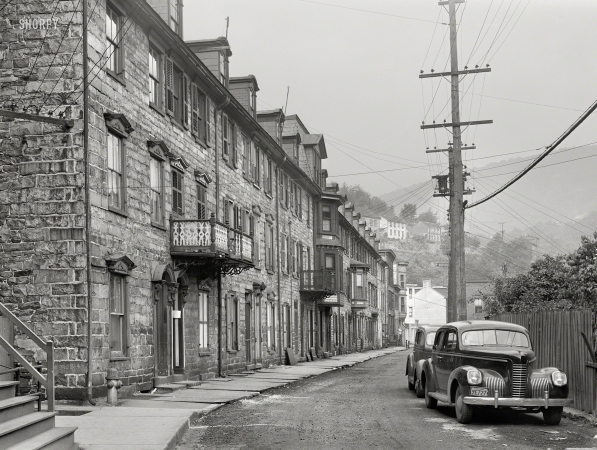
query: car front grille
[
  {"left": 511, "top": 364, "right": 527, "bottom": 397},
  {"left": 485, "top": 376, "right": 505, "bottom": 396}
]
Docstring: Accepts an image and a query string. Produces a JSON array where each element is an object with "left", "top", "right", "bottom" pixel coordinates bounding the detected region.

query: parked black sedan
[
  {"left": 405, "top": 325, "right": 439, "bottom": 398},
  {"left": 420, "top": 320, "right": 572, "bottom": 425}
]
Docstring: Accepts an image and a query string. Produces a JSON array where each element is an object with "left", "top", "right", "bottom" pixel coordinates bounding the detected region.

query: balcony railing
[
  {"left": 171, "top": 216, "right": 253, "bottom": 263},
  {"left": 300, "top": 270, "right": 338, "bottom": 293}
]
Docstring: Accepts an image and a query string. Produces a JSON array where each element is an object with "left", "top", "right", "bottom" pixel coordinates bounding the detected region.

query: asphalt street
[{"left": 176, "top": 350, "right": 597, "bottom": 450}]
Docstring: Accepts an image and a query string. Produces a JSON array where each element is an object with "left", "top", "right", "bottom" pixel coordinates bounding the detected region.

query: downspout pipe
[
  {"left": 83, "top": 0, "right": 95, "bottom": 406},
  {"left": 213, "top": 95, "right": 229, "bottom": 377},
  {"left": 276, "top": 156, "right": 287, "bottom": 364}
]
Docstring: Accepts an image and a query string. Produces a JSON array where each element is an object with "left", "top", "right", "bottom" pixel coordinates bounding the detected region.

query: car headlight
[
  {"left": 467, "top": 369, "right": 482, "bottom": 385},
  {"left": 551, "top": 371, "right": 567, "bottom": 386}
]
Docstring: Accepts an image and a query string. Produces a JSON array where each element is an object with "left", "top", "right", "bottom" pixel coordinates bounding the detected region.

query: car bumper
[{"left": 464, "top": 391, "right": 572, "bottom": 408}]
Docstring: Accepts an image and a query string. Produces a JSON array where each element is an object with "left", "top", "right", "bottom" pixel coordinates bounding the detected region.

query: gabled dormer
[
  {"left": 186, "top": 37, "right": 232, "bottom": 87},
  {"left": 229, "top": 75, "right": 259, "bottom": 118},
  {"left": 147, "top": 0, "right": 183, "bottom": 38},
  {"left": 257, "top": 109, "right": 284, "bottom": 145}
]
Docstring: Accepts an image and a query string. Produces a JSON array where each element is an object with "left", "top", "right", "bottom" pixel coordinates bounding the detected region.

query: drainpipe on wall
[
  {"left": 213, "top": 96, "right": 229, "bottom": 377},
  {"left": 83, "top": 0, "right": 95, "bottom": 406},
  {"left": 276, "top": 156, "right": 287, "bottom": 364}
]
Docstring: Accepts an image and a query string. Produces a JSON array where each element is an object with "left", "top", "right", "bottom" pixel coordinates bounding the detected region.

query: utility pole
[{"left": 420, "top": 0, "right": 492, "bottom": 322}]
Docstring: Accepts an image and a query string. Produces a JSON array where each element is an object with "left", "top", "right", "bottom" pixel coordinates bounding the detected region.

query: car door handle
[{"left": 437, "top": 355, "right": 443, "bottom": 360}]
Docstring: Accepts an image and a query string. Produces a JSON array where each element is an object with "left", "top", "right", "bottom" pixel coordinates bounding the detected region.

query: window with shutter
[
  {"left": 197, "top": 184, "right": 207, "bottom": 219},
  {"left": 172, "top": 169, "right": 183, "bottom": 216},
  {"left": 281, "top": 235, "right": 287, "bottom": 273},
  {"left": 231, "top": 122, "right": 238, "bottom": 168},
  {"left": 289, "top": 181, "right": 294, "bottom": 213},
  {"left": 279, "top": 171, "right": 284, "bottom": 206},
  {"left": 183, "top": 75, "right": 191, "bottom": 129},
  {"left": 191, "top": 83, "right": 198, "bottom": 135},
  {"left": 165, "top": 57, "right": 174, "bottom": 115},
  {"left": 222, "top": 115, "right": 229, "bottom": 160}
]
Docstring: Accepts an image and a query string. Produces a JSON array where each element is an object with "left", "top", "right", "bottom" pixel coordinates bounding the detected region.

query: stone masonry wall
[{"left": 0, "top": 0, "right": 87, "bottom": 397}]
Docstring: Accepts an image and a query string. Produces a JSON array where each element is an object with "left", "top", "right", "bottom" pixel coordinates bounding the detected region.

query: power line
[
  {"left": 296, "top": 0, "right": 446, "bottom": 24},
  {"left": 467, "top": 98, "right": 597, "bottom": 209}
]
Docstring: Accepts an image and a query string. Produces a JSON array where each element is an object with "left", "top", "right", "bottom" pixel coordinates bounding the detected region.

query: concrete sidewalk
[{"left": 56, "top": 347, "right": 404, "bottom": 450}]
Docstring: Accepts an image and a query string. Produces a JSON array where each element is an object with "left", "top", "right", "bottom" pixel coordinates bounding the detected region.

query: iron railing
[
  {"left": 171, "top": 214, "right": 253, "bottom": 262},
  {"left": 300, "top": 270, "right": 338, "bottom": 292},
  {"left": 0, "top": 302, "right": 54, "bottom": 411}
]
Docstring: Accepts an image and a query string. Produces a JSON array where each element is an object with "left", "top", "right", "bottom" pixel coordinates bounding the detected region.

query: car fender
[
  {"left": 531, "top": 367, "right": 569, "bottom": 398},
  {"left": 415, "top": 359, "right": 426, "bottom": 381},
  {"left": 447, "top": 366, "right": 506, "bottom": 403},
  {"left": 406, "top": 352, "right": 414, "bottom": 377},
  {"left": 421, "top": 358, "right": 437, "bottom": 392}
]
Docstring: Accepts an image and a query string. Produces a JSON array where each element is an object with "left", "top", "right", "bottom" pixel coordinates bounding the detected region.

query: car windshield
[
  {"left": 461, "top": 329, "right": 530, "bottom": 348},
  {"left": 425, "top": 332, "right": 436, "bottom": 346}
]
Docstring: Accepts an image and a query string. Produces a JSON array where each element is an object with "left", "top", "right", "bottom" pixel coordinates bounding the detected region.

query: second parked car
[{"left": 405, "top": 325, "right": 439, "bottom": 398}]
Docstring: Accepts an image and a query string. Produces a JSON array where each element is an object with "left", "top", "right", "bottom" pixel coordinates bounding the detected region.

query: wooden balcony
[
  {"left": 170, "top": 216, "right": 254, "bottom": 275},
  {"left": 300, "top": 270, "right": 343, "bottom": 302}
]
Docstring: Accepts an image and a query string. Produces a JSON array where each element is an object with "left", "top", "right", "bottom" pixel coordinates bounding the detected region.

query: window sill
[
  {"left": 265, "top": 192, "right": 272, "bottom": 200},
  {"left": 253, "top": 183, "right": 261, "bottom": 190},
  {"left": 199, "top": 351, "right": 211, "bottom": 357},
  {"left": 149, "top": 102, "right": 164, "bottom": 116},
  {"left": 195, "top": 137, "right": 208, "bottom": 148},
  {"left": 151, "top": 221, "right": 167, "bottom": 231},
  {"left": 227, "top": 350, "right": 238, "bottom": 355},
  {"left": 108, "top": 205, "right": 128, "bottom": 218},
  {"left": 267, "top": 269, "right": 275, "bottom": 275},
  {"left": 169, "top": 117, "right": 185, "bottom": 130},
  {"left": 110, "top": 355, "right": 130, "bottom": 362},
  {"left": 106, "top": 69, "right": 126, "bottom": 86}
]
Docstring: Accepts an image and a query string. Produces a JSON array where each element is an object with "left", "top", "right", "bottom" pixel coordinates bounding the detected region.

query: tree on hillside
[
  {"left": 481, "top": 232, "right": 597, "bottom": 315},
  {"left": 339, "top": 184, "right": 394, "bottom": 218},
  {"left": 418, "top": 209, "right": 438, "bottom": 225},
  {"left": 399, "top": 203, "right": 417, "bottom": 223}
]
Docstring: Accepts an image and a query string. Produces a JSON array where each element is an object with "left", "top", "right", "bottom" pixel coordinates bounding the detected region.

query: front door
[
  {"left": 156, "top": 279, "right": 172, "bottom": 377},
  {"left": 172, "top": 288, "right": 184, "bottom": 372},
  {"left": 245, "top": 297, "right": 252, "bottom": 363},
  {"left": 254, "top": 296, "right": 261, "bottom": 362}
]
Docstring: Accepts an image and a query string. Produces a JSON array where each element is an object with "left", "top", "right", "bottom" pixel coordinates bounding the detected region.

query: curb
[{"left": 563, "top": 407, "right": 597, "bottom": 426}]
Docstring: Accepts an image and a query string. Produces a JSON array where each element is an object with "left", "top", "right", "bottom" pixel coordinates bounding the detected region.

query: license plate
[{"left": 470, "top": 387, "right": 488, "bottom": 397}]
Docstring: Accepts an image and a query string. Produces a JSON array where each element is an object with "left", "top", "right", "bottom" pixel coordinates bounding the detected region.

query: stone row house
[{"left": 0, "top": 0, "right": 402, "bottom": 401}]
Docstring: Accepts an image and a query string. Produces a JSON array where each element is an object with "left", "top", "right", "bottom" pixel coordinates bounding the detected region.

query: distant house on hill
[
  {"left": 410, "top": 222, "right": 442, "bottom": 242},
  {"left": 466, "top": 280, "right": 493, "bottom": 320}
]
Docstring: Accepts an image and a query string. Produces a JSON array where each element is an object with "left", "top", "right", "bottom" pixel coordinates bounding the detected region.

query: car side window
[
  {"left": 433, "top": 331, "right": 444, "bottom": 349},
  {"left": 442, "top": 331, "right": 458, "bottom": 351},
  {"left": 416, "top": 331, "right": 425, "bottom": 346}
]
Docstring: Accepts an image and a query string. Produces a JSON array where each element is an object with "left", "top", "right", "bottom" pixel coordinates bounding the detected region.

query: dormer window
[{"left": 170, "top": 0, "right": 181, "bottom": 35}]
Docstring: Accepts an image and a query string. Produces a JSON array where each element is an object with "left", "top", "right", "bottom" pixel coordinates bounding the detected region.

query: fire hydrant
[{"left": 105, "top": 368, "right": 122, "bottom": 405}]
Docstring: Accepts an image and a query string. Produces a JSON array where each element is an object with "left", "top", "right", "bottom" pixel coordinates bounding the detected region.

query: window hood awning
[{"left": 349, "top": 260, "right": 371, "bottom": 270}]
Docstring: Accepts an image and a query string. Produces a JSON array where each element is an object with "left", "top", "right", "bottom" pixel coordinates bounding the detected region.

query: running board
[{"left": 428, "top": 392, "right": 451, "bottom": 404}]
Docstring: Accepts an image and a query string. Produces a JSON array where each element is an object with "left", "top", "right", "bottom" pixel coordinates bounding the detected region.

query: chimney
[{"left": 422, "top": 280, "right": 431, "bottom": 289}]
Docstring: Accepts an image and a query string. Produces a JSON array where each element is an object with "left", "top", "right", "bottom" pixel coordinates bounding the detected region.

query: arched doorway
[{"left": 152, "top": 264, "right": 177, "bottom": 378}]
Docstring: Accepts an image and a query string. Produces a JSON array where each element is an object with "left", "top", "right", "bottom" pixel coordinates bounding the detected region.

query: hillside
[{"left": 378, "top": 144, "right": 597, "bottom": 255}]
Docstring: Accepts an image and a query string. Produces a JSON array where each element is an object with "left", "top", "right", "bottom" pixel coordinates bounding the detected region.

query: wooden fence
[{"left": 492, "top": 309, "right": 595, "bottom": 414}]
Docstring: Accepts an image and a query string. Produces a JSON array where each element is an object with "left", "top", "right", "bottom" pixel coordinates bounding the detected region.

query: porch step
[
  {"left": 241, "top": 371, "right": 256, "bottom": 375},
  {"left": 0, "top": 411, "right": 56, "bottom": 450},
  {"left": 172, "top": 374, "right": 185, "bottom": 383},
  {"left": 0, "top": 382, "right": 19, "bottom": 401},
  {"left": 246, "top": 364, "right": 256, "bottom": 371},
  {"left": 172, "top": 380, "right": 202, "bottom": 388},
  {"left": 6, "top": 426, "right": 77, "bottom": 450},
  {"left": 0, "top": 395, "right": 38, "bottom": 423},
  {"left": 227, "top": 373, "right": 248, "bottom": 378},
  {"left": 254, "top": 364, "right": 263, "bottom": 370}
]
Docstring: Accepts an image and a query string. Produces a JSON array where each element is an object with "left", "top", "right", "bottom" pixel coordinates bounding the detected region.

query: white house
[{"left": 404, "top": 280, "right": 447, "bottom": 344}]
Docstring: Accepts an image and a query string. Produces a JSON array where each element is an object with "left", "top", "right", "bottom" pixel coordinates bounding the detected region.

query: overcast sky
[{"left": 183, "top": 0, "right": 597, "bottom": 210}]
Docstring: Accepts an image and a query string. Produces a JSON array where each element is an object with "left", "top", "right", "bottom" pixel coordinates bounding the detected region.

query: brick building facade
[{"left": 0, "top": 0, "right": 399, "bottom": 402}]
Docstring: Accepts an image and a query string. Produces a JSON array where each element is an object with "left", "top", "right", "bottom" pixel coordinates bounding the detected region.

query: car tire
[
  {"left": 415, "top": 377, "right": 424, "bottom": 398},
  {"left": 408, "top": 379, "right": 415, "bottom": 390},
  {"left": 455, "top": 386, "right": 473, "bottom": 424},
  {"left": 542, "top": 407, "right": 563, "bottom": 425},
  {"left": 425, "top": 379, "right": 438, "bottom": 409}
]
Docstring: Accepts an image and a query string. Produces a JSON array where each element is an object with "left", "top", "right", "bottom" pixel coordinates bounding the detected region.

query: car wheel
[
  {"left": 424, "top": 379, "right": 438, "bottom": 409},
  {"left": 455, "top": 386, "right": 473, "bottom": 424},
  {"left": 408, "top": 379, "right": 415, "bottom": 390},
  {"left": 542, "top": 407, "right": 563, "bottom": 425},
  {"left": 415, "top": 377, "right": 424, "bottom": 398}
]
